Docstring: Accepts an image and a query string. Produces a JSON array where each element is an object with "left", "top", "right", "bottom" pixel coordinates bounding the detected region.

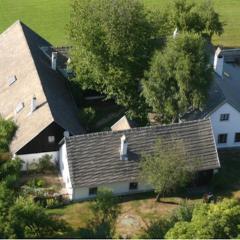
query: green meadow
[{"left": 0, "top": 0, "right": 239, "bottom": 47}]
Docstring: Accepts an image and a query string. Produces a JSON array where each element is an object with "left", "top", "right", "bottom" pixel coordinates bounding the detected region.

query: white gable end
[{"left": 210, "top": 102, "right": 240, "bottom": 148}]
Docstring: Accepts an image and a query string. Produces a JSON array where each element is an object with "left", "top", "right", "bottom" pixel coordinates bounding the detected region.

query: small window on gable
[
  {"left": 218, "top": 134, "right": 227, "bottom": 144},
  {"left": 89, "top": 187, "right": 98, "bottom": 196},
  {"left": 220, "top": 113, "right": 229, "bottom": 121},
  {"left": 48, "top": 136, "right": 55, "bottom": 143},
  {"left": 235, "top": 133, "right": 240, "bottom": 143},
  {"left": 8, "top": 75, "right": 17, "bottom": 86},
  {"left": 129, "top": 182, "right": 138, "bottom": 191},
  {"left": 15, "top": 102, "right": 24, "bottom": 113}
]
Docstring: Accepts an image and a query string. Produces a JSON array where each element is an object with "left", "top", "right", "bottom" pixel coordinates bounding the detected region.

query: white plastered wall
[
  {"left": 72, "top": 181, "right": 153, "bottom": 201},
  {"left": 210, "top": 102, "right": 240, "bottom": 148},
  {"left": 17, "top": 151, "right": 58, "bottom": 171}
]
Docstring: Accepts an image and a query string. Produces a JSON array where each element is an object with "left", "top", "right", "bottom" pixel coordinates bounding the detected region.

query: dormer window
[
  {"left": 8, "top": 75, "right": 17, "bottom": 86},
  {"left": 15, "top": 102, "right": 24, "bottom": 113},
  {"left": 220, "top": 113, "right": 229, "bottom": 121}
]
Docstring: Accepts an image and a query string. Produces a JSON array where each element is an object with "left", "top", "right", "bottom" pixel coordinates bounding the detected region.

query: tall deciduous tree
[
  {"left": 140, "top": 138, "right": 195, "bottom": 201},
  {"left": 69, "top": 0, "right": 161, "bottom": 120},
  {"left": 165, "top": 199, "right": 240, "bottom": 239},
  {"left": 142, "top": 33, "right": 212, "bottom": 123},
  {"left": 168, "top": 0, "right": 223, "bottom": 39},
  {"left": 87, "top": 189, "right": 120, "bottom": 238}
]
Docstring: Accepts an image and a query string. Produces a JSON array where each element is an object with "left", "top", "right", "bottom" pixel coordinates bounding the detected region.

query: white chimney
[
  {"left": 214, "top": 47, "right": 224, "bottom": 77},
  {"left": 31, "top": 96, "right": 37, "bottom": 113},
  {"left": 120, "top": 134, "right": 128, "bottom": 160},
  {"left": 51, "top": 52, "right": 57, "bottom": 70},
  {"left": 64, "top": 131, "right": 70, "bottom": 138},
  {"left": 173, "top": 27, "right": 178, "bottom": 39}
]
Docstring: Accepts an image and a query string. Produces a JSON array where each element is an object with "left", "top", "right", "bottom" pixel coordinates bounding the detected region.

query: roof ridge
[
  {"left": 67, "top": 118, "right": 210, "bottom": 140},
  {"left": 0, "top": 20, "right": 22, "bottom": 40},
  {"left": 17, "top": 21, "right": 54, "bottom": 121},
  {"left": 0, "top": 21, "right": 54, "bottom": 153}
]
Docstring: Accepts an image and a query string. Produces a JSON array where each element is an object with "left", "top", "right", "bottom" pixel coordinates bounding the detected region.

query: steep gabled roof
[
  {"left": 111, "top": 115, "right": 135, "bottom": 131},
  {"left": 65, "top": 119, "right": 220, "bottom": 188},
  {"left": 0, "top": 21, "right": 83, "bottom": 153}
]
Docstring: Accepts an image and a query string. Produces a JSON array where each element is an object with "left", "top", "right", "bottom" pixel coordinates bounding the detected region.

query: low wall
[{"left": 17, "top": 151, "right": 58, "bottom": 171}]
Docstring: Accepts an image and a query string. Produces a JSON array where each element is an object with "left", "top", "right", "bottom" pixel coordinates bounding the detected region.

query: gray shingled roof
[
  {"left": 65, "top": 119, "right": 220, "bottom": 188},
  {"left": 0, "top": 21, "right": 84, "bottom": 153}
]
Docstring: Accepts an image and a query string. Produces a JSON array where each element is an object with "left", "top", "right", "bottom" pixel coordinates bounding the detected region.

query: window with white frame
[
  {"left": 220, "top": 113, "right": 229, "bottom": 121},
  {"left": 48, "top": 136, "right": 55, "bottom": 143}
]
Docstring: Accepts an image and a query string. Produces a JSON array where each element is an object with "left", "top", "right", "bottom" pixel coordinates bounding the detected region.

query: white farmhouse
[
  {"left": 59, "top": 119, "right": 220, "bottom": 201},
  {"left": 184, "top": 47, "right": 240, "bottom": 149},
  {"left": 0, "top": 21, "right": 84, "bottom": 169}
]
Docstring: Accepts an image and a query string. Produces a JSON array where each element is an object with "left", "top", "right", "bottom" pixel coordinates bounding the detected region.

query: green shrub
[
  {"left": 27, "top": 178, "right": 46, "bottom": 188},
  {"left": 38, "top": 155, "right": 54, "bottom": 173},
  {"left": 142, "top": 200, "right": 194, "bottom": 239},
  {"left": 80, "top": 107, "right": 96, "bottom": 129},
  {"left": 27, "top": 161, "right": 38, "bottom": 172},
  {"left": 46, "top": 197, "right": 64, "bottom": 209},
  {"left": 0, "top": 158, "right": 22, "bottom": 188},
  {"left": 0, "top": 116, "right": 17, "bottom": 153}
]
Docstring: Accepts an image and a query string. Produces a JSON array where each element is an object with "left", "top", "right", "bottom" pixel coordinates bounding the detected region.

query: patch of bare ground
[{"left": 116, "top": 198, "right": 179, "bottom": 237}]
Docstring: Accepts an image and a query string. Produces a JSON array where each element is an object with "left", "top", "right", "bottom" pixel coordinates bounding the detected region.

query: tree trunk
[{"left": 156, "top": 192, "right": 161, "bottom": 202}]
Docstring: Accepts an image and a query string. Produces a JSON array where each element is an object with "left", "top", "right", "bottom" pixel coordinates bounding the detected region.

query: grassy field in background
[
  {"left": 0, "top": 0, "right": 239, "bottom": 47},
  {"left": 0, "top": 0, "right": 70, "bottom": 46},
  {"left": 142, "top": 0, "right": 240, "bottom": 47}
]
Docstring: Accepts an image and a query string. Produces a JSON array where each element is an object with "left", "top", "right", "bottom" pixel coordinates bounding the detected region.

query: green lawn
[
  {"left": 46, "top": 149, "right": 240, "bottom": 237},
  {"left": 141, "top": 0, "right": 240, "bottom": 48},
  {"left": 0, "top": 0, "right": 70, "bottom": 46},
  {"left": 0, "top": 0, "right": 240, "bottom": 47},
  {"left": 48, "top": 193, "right": 182, "bottom": 238}
]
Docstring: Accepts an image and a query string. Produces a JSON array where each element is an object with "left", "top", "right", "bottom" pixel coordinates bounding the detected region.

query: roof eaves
[
  {"left": 11, "top": 116, "right": 54, "bottom": 154},
  {"left": 204, "top": 99, "right": 227, "bottom": 118}
]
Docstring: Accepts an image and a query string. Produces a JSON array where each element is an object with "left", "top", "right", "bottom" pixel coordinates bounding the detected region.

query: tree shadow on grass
[{"left": 62, "top": 222, "right": 114, "bottom": 239}]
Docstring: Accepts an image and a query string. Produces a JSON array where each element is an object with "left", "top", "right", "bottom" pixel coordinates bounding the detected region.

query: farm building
[
  {"left": 59, "top": 119, "right": 220, "bottom": 200},
  {"left": 183, "top": 47, "right": 240, "bottom": 149},
  {"left": 0, "top": 20, "right": 83, "bottom": 169}
]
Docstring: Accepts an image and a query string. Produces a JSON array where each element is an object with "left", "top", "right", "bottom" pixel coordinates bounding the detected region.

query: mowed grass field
[
  {"left": 0, "top": 0, "right": 70, "bottom": 46},
  {"left": 0, "top": 0, "right": 239, "bottom": 47}
]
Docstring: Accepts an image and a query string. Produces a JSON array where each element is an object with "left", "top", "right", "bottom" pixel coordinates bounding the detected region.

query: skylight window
[
  {"left": 8, "top": 75, "right": 17, "bottom": 86},
  {"left": 15, "top": 102, "right": 24, "bottom": 113}
]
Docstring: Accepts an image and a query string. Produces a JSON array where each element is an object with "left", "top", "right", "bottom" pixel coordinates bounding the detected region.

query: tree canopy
[
  {"left": 142, "top": 33, "right": 212, "bottom": 123},
  {"left": 7, "top": 197, "right": 68, "bottom": 239},
  {"left": 69, "top": 0, "right": 223, "bottom": 123},
  {"left": 69, "top": 0, "right": 162, "bottom": 120},
  {"left": 82, "top": 189, "right": 120, "bottom": 238},
  {"left": 0, "top": 116, "right": 17, "bottom": 153},
  {"left": 165, "top": 198, "right": 240, "bottom": 239},
  {"left": 167, "top": 0, "right": 223, "bottom": 39},
  {"left": 140, "top": 138, "right": 195, "bottom": 201}
]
